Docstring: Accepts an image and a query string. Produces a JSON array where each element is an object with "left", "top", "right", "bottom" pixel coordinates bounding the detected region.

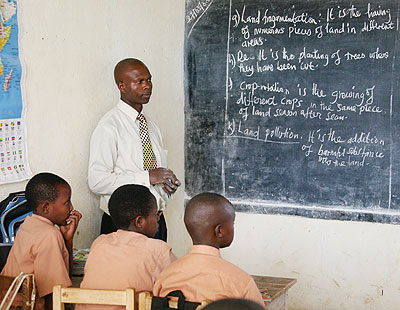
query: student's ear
[
  {"left": 214, "top": 224, "right": 223, "bottom": 238},
  {"left": 38, "top": 201, "right": 51, "bottom": 215},
  {"left": 135, "top": 216, "right": 144, "bottom": 229}
]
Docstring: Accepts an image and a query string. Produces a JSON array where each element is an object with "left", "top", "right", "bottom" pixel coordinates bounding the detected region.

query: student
[
  {"left": 1, "top": 172, "right": 82, "bottom": 309},
  {"left": 202, "top": 298, "right": 265, "bottom": 310},
  {"left": 77, "top": 184, "right": 176, "bottom": 310},
  {"left": 153, "top": 193, "right": 265, "bottom": 307}
]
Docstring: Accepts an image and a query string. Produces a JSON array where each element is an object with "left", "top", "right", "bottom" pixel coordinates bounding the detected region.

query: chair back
[
  {"left": 138, "top": 292, "right": 209, "bottom": 310},
  {"left": 52, "top": 285, "right": 135, "bottom": 310},
  {"left": 0, "top": 273, "right": 44, "bottom": 310}
]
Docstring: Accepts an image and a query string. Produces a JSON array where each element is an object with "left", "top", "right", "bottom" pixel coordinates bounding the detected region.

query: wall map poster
[{"left": 0, "top": 0, "right": 31, "bottom": 184}]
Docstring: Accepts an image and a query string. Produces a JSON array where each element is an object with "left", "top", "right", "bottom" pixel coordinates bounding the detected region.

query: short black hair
[
  {"left": 25, "top": 172, "right": 69, "bottom": 211},
  {"left": 108, "top": 184, "right": 156, "bottom": 229},
  {"left": 203, "top": 299, "right": 264, "bottom": 310},
  {"left": 114, "top": 58, "right": 146, "bottom": 84}
]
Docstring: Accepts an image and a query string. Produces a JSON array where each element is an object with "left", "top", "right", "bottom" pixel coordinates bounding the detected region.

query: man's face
[{"left": 119, "top": 64, "right": 153, "bottom": 112}]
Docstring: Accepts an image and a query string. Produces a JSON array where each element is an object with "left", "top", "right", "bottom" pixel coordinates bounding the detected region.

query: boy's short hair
[
  {"left": 25, "top": 172, "right": 69, "bottom": 211},
  {"left": 109, "top": 184, "right": 156, "bottom": 229},
  {"left": 203, "top": 298, "right": 264, "bottom": 310}
]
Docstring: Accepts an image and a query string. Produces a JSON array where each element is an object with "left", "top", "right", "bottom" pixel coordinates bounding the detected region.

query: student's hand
[
  {"left": 60, "top": 210, "right": 82, "bottom": 241},
  {"left": 149, "top": 168, "right": 181, "bottom": 196}
]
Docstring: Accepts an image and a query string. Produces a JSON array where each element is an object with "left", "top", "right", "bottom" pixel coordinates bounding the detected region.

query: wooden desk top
[
  {"left": 252, "top": 275, "right": 297, "bottom": 303},
  {"left": 73, "top": 275, "right": 296, "bottom": 305}
]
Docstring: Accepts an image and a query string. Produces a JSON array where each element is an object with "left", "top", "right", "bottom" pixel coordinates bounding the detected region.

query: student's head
[
  {"left": 202, "top": 298, "right": 264, "bottom": 310},
  {"left": 108, "top": 184, "right": 159, "bottom": 237},
  {"left": 184, "top": 193, "right": 235, "bottom": 249},
  {"left": 114, "top": 58, "right": 152, "bottom": 113},
  {"left": 25, "top": 172, "right": 73, "bottom": 226}
]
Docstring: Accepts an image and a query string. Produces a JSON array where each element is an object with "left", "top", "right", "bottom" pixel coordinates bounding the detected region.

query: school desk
[
  {"left": 72, "top": 275, "right": 296, "bottom": 309},
  {"left": 252, "top": 275, "right": 297, "bottom": 310}
]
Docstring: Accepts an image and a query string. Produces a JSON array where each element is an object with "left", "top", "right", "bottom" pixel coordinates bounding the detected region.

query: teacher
[{"left": 88, "top": 58, "right": 181, "bottom": 241}]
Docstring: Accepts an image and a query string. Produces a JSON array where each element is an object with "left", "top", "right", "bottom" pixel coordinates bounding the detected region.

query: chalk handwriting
[
  {"left": 186, "top": 0, "right": 213, "bottom": 38},
  {"left": 223, "top": 1, "right": 396, "bottom": 169}
]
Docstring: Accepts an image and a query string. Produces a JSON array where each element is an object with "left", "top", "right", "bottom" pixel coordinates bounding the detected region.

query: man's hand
[
  {"left": 149, "top": 168, "right": 181, "bottom": 196},
  {"left": 60, "top": 210, "right": 82, "bottom": 242}
]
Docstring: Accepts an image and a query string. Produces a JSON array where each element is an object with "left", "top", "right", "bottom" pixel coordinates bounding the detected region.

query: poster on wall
[{"left": 0, "top": 0, "right": 32, "bottom": 184}]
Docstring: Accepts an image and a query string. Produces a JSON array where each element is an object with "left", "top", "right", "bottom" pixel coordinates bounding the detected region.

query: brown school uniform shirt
[
  {"left": 153, "top": 245, "right": 265, "bottom": 306},
  {"left": 1, "top": 214, "right": 71, "bottom": 297},
  {"left": 76, "top": 230, "right": 177, "bottom": 310}
]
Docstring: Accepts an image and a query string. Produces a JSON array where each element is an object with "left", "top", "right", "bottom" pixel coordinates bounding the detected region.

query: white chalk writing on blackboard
[
  {"left": 184, "top": 0, "right": 400, "bottom": 217},
  {"left": 224, "top": 2, "right": 395, "bottom": 173},
  {"left": 186, "top": 0, "right": 214, "bottom": 38}
]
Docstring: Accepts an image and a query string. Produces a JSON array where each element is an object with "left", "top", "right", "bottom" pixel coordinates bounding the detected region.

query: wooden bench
[
  {"left": 53, "top": 285, "right": 135, "bottom": 310},
  {"left": 252, "top": 275, "right": 296, "bottom": 310},
  {"left": 0, "top": 274, "right": 45, "bottom": 309}
]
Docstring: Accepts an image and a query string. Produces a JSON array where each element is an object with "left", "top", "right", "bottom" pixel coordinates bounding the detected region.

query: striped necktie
[{"left": 137, "top": 113, "right": 157, "bottom": 170}]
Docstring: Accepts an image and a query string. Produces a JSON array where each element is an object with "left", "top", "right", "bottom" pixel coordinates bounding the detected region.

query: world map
[
  {"left": 0, "top": 0, "right": 22, "bottom": 119},
  {"left": 0, "top": 0, "right": 31, "bottom": 184}
]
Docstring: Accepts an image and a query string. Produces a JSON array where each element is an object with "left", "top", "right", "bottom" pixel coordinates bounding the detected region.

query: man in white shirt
[{"left": 88, "top": 58, "right": 181, "bottom": 240}]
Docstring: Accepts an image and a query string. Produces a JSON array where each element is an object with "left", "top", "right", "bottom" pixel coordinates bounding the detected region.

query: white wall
[
  {"left": 1, "top": 1, "right": 399, "bottom": 309},
  {"left": 222, "top": 212, "right": 400, "bottom": 309},
  {"left": 0, "top": 0, "right": 191, "bottom": 253}
]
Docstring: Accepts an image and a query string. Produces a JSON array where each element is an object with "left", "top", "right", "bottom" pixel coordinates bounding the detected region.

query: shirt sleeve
[
  {"left": 147, "top": 118, "right": 178, "bottom": 210},
  {"left": 152, "top": 244, "right": 177, "bottom": 282},
  {"left": 33, "top": 232, "right": 71, "bottom": 297},
  {"left": 88, "top": 122, "right": 150, "bottom": 196},
  {"left": 243, "top": 277, "right": 265, "bottom": 307}
]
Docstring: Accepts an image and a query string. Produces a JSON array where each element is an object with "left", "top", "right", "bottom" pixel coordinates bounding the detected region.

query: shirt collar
[
  {"left": 31, "top": 213, "right": 54, "bottom": 226},
  {"left": 117, "top": 99, "right": 141, "bottom": 121},
  {"left": 190, "top": 245, "right": 221, "bottom": 257},
  {"left": 116, "top": 229, "right": 148, "bottom": 239}
]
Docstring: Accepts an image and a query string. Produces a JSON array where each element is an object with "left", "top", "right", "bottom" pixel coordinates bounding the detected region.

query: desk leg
[{"left": 265, "top": 291, "right": 288, "bottom": 310}]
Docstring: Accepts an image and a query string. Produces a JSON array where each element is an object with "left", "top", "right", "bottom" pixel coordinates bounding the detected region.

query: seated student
[
  {"left": 1, "top": 172, "right": 82, "bottom": 309},
  {"left": 202, "top": 298, "right": 265, "bottom": 310},
  {"left": 77, "top": 184, "right": 176, "bottom": 310},
  {"left": 153, "top": 193, "right": 265, "bottom": 307}
]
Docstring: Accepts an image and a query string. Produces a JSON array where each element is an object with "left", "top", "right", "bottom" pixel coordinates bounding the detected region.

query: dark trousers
[{"left": 100, "top": 212, "right": 167, "bottom": 241}]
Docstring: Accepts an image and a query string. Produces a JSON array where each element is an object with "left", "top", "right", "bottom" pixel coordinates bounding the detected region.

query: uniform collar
[
  {"left": 30, "top": 213, "right": 54, "bottom": 226},
  {"left": 117, "top": 100, "right": 141, "bottom": 121},
  {"left": 190, "top": 245, "right": 221, "bottom": 257},
  {"left": 116, "top": 229, "right": 148, "bottom": 239}
]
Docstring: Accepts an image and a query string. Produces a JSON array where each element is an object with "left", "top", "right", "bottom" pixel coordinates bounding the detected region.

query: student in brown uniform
[
  {"left": 1, "top": 172, "right": 82, "bottom": 310},
  {"left": 77, "top": 184, "right": 176, "bottom": 310},
  {"left": 153, "top": 193, "right": 264, "bottom": 307}
]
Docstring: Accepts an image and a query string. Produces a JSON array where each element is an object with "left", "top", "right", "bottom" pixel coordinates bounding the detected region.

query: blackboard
[{"left": 184, "top": 0, "right": 400, "bottom": 223}]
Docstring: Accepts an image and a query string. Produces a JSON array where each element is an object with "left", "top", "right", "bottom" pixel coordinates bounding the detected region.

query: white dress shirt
[{"left": 88, "top": 100, "right": 168, "bottom": 214}]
